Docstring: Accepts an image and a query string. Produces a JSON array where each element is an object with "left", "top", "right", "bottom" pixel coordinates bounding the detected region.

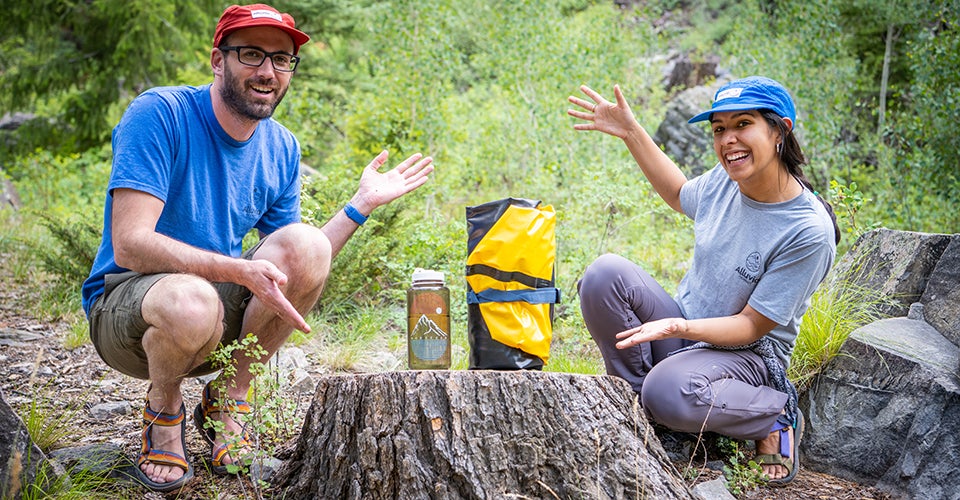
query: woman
[{"left": 567, "top": 76, "right": 839, "bottom": 485}]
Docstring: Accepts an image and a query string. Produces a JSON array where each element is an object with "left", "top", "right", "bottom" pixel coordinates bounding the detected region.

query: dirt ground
[{"left": 0, "top": 279, "right": 894, "bottom": 499}]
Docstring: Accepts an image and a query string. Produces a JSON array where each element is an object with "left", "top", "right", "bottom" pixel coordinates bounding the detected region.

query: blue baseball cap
[{"left": 688, "top": 76, "right": 796, "bottom": 124}]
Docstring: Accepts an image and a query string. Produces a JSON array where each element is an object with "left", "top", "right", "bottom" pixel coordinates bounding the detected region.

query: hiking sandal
[
  {"left": 193, "top": 382, "right": 253, "bottom": 475},
  {"left": 756, "top": 411, "right": 804, "bottom": 487},
  {"left": 134, "top": 399, "right": 194, "bottom": 492}
]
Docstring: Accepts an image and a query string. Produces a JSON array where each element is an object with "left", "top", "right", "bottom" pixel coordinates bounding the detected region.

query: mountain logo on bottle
[
  {"left": 411, "top": 314, "right": 448, "bottom": 361},
  {"left": 412, "top": 314, "right": 448, "bottom": 340}
]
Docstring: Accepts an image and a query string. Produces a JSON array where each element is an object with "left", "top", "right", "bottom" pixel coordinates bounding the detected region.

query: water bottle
[{"left": 406, "top": 268, "right": 451, "bottom": 369}]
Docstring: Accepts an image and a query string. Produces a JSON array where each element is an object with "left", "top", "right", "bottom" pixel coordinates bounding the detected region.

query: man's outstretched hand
[{"left": 351, "top": 151, "right": 434, "bottom": 214}]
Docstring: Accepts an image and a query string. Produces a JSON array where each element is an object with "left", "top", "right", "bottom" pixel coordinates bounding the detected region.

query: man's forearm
[
  {"left": 114, "top": 229, "right": 241, "bottom": 284},
  {"left": 319, "top": 195, "right": 370, "bottom": 260}
]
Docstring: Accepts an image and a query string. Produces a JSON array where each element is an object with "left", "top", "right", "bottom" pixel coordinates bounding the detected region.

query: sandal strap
[
  {"left": 211, "top": 438, "right": 253, "bottom": 467},
  {"left": 138, "top": 449, "right": 190, "bottom": 472},
  {"left": 143, "top": 400, "right": 186, "bottom": 426},
  {"left": 769, "top": 415, "right": 794, "bottom": 458},
  {"left": 754, "top": 453, "right": 794, "bottom": 474},
  {"left": 201, "top": 383, "right": 252, "bottom": 415}
]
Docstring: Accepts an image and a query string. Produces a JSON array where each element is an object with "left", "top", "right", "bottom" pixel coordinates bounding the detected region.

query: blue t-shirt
[
  {"left": 677, "top": 164, "right": 836, "bottom": 367},
  {"left": 81, "top": 84, "right": 302, "bottom": 316}
]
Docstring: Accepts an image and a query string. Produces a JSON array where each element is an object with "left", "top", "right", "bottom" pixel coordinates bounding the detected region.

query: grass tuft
[{"left": 790, "top": 277, "right": 894, "bottom": 392}]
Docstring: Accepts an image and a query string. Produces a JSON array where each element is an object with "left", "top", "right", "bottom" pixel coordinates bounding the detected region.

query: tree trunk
[
  {"left": 878, "top": 23, "right": 896, "bottom": 135},
  {"left": 272, "top": 370, "right": 694, "bottom": 500}
]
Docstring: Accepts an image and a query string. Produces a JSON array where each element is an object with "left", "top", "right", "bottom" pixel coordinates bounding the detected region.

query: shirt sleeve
[
  {"left": 108, "top": 92, "right": 177, "bottom": 202},
  {"left": 255, "top": 169, "right": 302, "bottom": 234}
]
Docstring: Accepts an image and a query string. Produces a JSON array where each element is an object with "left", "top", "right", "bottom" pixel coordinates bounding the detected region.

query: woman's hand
[
  {"left": 615, "top": 317, "right": 688, "bottom": 349},
  {"left": 567, "top": 84, "right": 641, "bottom": 139}
]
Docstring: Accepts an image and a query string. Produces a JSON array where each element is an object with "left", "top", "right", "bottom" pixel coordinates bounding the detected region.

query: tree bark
[{"left": 272, "top": 370, "right": 694, "bottom": 500}]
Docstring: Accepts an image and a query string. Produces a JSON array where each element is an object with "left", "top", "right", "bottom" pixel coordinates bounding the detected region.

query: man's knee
[
  {"left": 143, "top": 275, "right": 223, "bottom": 350},
  {"left": 258, "top": 223, "right": 331, "bottom": 280}
]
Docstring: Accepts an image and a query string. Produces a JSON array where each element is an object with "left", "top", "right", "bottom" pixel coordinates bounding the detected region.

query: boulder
[
  {"left": 829, "top": 228, "right": 952, "bottom": 317},
  {"left": 802, "top": 228, "right": 960, "bottom": 499},
  {"left": 918, "top": 236, "right": 960, "bottom": 346},
  {"left": 802, "top": 318, "right": 960, "bottom": 499},
  {"left": 0, "top": 389, "right": 51, "bottom": 499},
  {"left": 652, "top": 84, "right": 722, "bottom": 176}
]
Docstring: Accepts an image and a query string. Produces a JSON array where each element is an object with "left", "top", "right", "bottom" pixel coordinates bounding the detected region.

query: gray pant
[{"left": 578, "top": 254, "right": 786, "bottom": 440}]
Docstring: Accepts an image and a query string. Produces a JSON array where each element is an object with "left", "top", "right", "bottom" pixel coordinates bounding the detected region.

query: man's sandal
[
  {"left": 756, "top": 411, "right": 805, "bottom": 487},
  {"left": 134, "top": 399, "right": 194, "bottom": 492},
  {"left": 193, "top": 382, "right": 253, "bottom": 475}
]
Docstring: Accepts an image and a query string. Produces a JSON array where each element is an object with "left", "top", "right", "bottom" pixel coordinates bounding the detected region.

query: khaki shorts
[{"left": 88, "top": 243, "right": 263, "bottom": 380}]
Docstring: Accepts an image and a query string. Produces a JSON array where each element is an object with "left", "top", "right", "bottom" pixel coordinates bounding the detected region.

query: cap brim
[{"left": 687, "top": 102, "right": 765, "bottom": 124}]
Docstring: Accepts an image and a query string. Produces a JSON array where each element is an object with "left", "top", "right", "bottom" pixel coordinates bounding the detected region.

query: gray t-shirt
[{"left": 677, "top": 165, "right": 836, "bottom": 367}]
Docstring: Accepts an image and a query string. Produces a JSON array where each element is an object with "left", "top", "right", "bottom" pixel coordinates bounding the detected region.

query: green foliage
[
  {"left": 308, "top": 305, "right": 402, "bottom": 371},
  {"left": 829, "top": 178, "right": 879, "bottom": 241},
  {"left": 21, "top": 460, "right": 131, "bottom": 500},
  {"left": 64, "top": 319, "right": 91, "bottom": 351},
  {"left": 721, "top": 440, "right": 766, "bottom": 495},
  {"left": 790, "top": 273, "right": 894, "bottom": 393},
  {"left": 0, "top": 0, "right": 220, "bottom": 156},
  {"left": 32, "top": 212, "right": 102, "bottom": 289},
  {"left": 21, "top": 383, "right": 75, "bottom": 453},
  {"left": 201, "top": 333, "right": 300, "bottom": 495},
  {"left": 0, "top": 0, "right": 957, "bottom": 384}
]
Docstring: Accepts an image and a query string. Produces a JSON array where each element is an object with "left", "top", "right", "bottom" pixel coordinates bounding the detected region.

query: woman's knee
[
  {"left": 579, "top": 254, "right": 632, "bottom": 296},
  {"left": 642, "top": 363, "right": 705, "bottom": 432}
]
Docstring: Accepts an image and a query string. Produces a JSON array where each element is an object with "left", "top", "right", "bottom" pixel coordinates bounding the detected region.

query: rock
[
  {"left": 0, "top": 388, "right": 52, "bottom": 500},
  {"left": 0, "top": 112, "right": 34, "bottom": 131},
  {"left": 8, "top": 363, "right": 53, "bottom": 377},
  {"left": 803, "top": 228, "right": 960, "bottom": 499},
  {"left": 273, "top": 371, "right": 695, "bottom": 499},
  {"left": 89, "top": 401, "right": 132, "bottom": 420},
  {"left": 274, "top": 347, "right": 309, "bottom": 372},
  {"left": 249, "top": 456, "right": 283, "bottom": 483},
  {"left": 802, "top": 317, "right": 960, "bottom": 499},
  {"left": 692, "top": 477, "right": 736, "bottom": 500},
  {"left": 829, "top": 229, "right": 953, "bottom": 317},
  {"left": 918, "top": 236, "right": 960, "bottom": 346},
  {"left": 274, "top": 347, "right": 317, "bottom": 393},
  {"left": 48, "top": 443, "right": 132, "bottom": 480},
  {"left": 0, "top": 329, "right": 43, "bottom": 347},
  {"left": 660, "top": 51, "right": 723, "bottom": 93},
  {"left": 652, "top": 81, "right": 728, "bottom": 176}
]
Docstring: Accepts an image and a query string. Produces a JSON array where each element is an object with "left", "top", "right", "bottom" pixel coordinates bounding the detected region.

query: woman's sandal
[
  {"left": 134, "top": 399, "right": 194, "bottom": 492},
  {"left": 193, "top": 382, "right": 254, "bottom": 475},
  {"left": 755, "top": 411, "right": 805, "bottom": 487}
]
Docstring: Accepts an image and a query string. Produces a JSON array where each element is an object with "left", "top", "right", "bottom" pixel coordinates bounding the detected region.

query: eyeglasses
[{"left": 220, "top": 46, "right": 300, "bottom": 72}]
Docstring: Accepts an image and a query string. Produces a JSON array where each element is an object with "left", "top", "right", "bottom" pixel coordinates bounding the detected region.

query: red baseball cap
[{"left": 213, "top": 4, "right": 310, "bottom": 54}]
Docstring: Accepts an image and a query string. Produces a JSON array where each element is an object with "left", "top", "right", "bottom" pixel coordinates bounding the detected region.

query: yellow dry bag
[{"left": 465, "top": 198, "right": 559, "bottom": 369}]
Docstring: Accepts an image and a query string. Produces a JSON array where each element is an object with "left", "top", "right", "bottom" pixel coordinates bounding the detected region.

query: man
[{"left": 80, "top": 3, "right": 433, "bottom": 492}]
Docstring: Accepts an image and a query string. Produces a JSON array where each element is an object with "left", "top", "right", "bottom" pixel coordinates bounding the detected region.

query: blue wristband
[{"left": 343, "top": 202, "right": 369, "bottom": 226}]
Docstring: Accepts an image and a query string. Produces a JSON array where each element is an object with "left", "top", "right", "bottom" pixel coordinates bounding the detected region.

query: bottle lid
[{"left": 412, "top": 268, "right": 445, "bottom": 284}]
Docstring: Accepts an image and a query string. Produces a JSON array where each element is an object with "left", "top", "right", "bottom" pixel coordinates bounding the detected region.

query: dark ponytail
[{"left": 761, "top": 110, "right": 841, "bottom": 245}]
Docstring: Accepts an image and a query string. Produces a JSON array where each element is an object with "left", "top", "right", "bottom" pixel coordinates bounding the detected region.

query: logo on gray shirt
[{"left": 736, "top": 251, "right": 762, "bottom": 284}]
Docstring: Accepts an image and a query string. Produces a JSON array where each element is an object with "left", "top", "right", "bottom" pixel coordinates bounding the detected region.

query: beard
[{"left": 219, "top": 62, "right": 289, "bottom": 121}]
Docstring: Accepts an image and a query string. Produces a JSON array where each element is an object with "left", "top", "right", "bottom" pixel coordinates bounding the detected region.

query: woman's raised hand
[{"left": 567, "top": 84, "right": 640, "bottom": 139}]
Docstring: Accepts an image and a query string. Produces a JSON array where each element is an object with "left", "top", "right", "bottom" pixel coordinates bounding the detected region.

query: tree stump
[{"left": 272, "top": 370, "right": 694, "bottom": 499}]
